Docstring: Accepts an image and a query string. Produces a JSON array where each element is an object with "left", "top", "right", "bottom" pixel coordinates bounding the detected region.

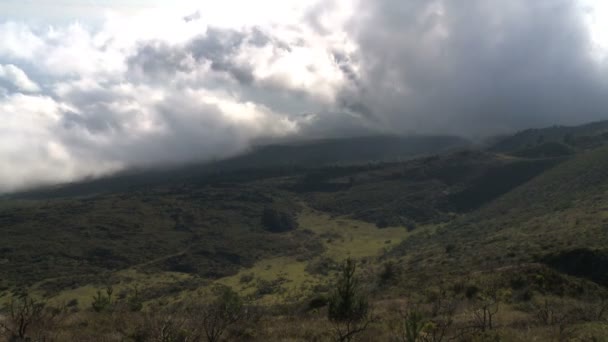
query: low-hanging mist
[{"left": 1, "top": 0, "right": 607, "bottom": 192}]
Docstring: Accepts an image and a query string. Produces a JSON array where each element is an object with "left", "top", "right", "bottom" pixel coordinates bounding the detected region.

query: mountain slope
[
  {"left": 220, "top": 135, "right": 470, "bottom": 169},
  {"left": 10, "top": 135, "right": 470, "bottom": 200},
  {"left": 490, "top": 120, "right": 608, "bottom": 153},
  {"left": 394, "top": 146, "right": 608, "bottom": 286}
]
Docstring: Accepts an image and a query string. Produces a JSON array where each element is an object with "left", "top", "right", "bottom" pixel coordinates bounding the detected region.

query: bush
[
  {"left": 91, "top": 286, "right": 113, "bottom": 313},
  {"left": 127, "top": 286, "right": 143, "bottom": 312},
  {"left": 0, "top": 293, "right": 66, "bottom": 341},
  {"left": 328, "top": 258, "right": 372, "bottom": 342},
  {"left": 199, "top": 286, "right": 245, "bottom": 342},
  {"left": 261, "top": 207, "right": 298, "bottom": 233},
  {"left": 307, "top": 295, "right": 329, "bottom": 311},
  {"left": 379, "top": 261, "right": 399, "bottom": 286},
  {"left": 239, "top": 273, "right": 254, "bottom": 284}
]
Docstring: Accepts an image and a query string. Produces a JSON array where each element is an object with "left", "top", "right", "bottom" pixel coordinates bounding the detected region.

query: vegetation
[
  {"left": 2, "top": 121, "right": 608, "bottom": 340},
  {"left": 261, "top": 206, "right": 298, "bottom": 233},
  {"left": 328, "top": 258, "right": 372, "bottom": 341},
  {"left": 198, "top": 286, "right": 246, "bottom": 342},
  {"left": 91, "top": 286, "right": 114, "bottom": 313}
]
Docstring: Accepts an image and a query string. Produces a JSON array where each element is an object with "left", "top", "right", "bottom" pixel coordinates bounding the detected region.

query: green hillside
[
  {"left": 391, "top": 146, "right": 608, "bottom": 287},
  {"left": 0, "top": 148, "right": 564, "bottom": 300},
  {"left": 491, "top": 120, "right": 608, "bottom": 153},
  {"left": 2, "top": 127, "right": 608, "bottom": 341}
]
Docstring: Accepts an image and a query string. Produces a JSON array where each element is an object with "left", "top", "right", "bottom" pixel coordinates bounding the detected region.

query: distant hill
[
  {"left": 10, "top": 135, "right": 470, "bottom": 199},
  {"left": 510, "top": 141, "right": 576, "bottom": 158},
  {"left": 490, "top": 120, "right": 608, "bottom": 153},
  {"left": 220, "top": 135, "right": 470, "bottom": 169}
]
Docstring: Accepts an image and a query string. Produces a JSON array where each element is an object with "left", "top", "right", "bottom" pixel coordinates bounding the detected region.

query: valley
[{"left": 2, "top": 123, "right": 608, "bottom": 340}]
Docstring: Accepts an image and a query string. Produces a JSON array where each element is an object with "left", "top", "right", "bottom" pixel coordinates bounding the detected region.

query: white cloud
[
  {"left": 0, "top": 0, "right": 606, "bottom": 192},
  {"left": 0, "top": 93, "right": 121, "bottom": 192},
  {"left": 0, "top": 1, "right": 357, "bottom": 191},
  {"left": 0, "top": 64, "right": 40, "bottom": 91},
  {"left": 0, "top": 22, "right": 45, "bottom": 60}
]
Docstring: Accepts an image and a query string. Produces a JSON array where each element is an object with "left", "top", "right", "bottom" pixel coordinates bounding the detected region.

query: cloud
[
  {"left": 1, "top": 0, "right": 608, "bottom": 192},
  {"left": 345, "top": 0, "right": 608, "bottom": 135},
  {"left": 0, "top": 2, "right": 353, "bottom": 191},
  {"left": 0, "top": 93, "right": 120, "bottom": 192},
  {"left": 0, "top": 64, "right": 40, "bottom": 91}
]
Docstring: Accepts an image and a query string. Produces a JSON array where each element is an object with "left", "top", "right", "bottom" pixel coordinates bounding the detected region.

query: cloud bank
[{"left": 0, "top": 0, "right": 607, "bottom": 191}]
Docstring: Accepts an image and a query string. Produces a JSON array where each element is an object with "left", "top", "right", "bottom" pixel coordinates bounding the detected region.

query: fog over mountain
[{"left": 1, "top": 0, "right": 607, "bottom": 192}]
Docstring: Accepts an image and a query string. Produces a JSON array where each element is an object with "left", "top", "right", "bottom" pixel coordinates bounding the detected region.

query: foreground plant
[{"left": 328, "top": 258, "right": 373, "bottom": 342}]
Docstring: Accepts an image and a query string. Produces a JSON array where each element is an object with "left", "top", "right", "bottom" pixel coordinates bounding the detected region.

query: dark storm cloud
[
  {"left": 185, "top": 27, "right": 290, "bottom": 85},
  {"left": 188, "top": 28, "right": 245, "bottom": 71},
  {"left": 332, "top": 51, "right": 359, "bottom": 85},
  {"left": 127, "top": 27, "right": 278, "bottom": 86},
  {"left": 343, "top": 0, "right": 608, "bottom": 135},
  {"left": 56, "top": 85, "right": 135, "bottom": 134},
  {"left": 127, "top": 41, "right": 191, "bottom": 79},
  {"left": 119, "top": 0, "right": 608, "bottom": 139}
]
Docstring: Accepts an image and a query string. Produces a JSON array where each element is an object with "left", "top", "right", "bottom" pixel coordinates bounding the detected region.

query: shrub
[
  {"left": 328, "top": 258, "right": 372, "bottom": 342},
  {"left": 307, "top": 295, "right": 329, "bottom": 311},
  {"left": 239, "top": 273, "right": 254, "bottom": 284},
  {"left": 391, "top": 308, "right": 426, "bottom": 342},
  {"left": 199, "top": 286, "right": 245, "bottom": 342},
  {"left": 127, "top": 286, "right": 143, "bottom": 312},
  {"left": 261, "top": 207, "right": 298, "bottom": 233},
  {"left": 91, "top": 286, "right": 113, "bottom": 313},
  {"left": 379, "top": 261, "right": 399, "bottom": 286},
  {"left": 0, "top": 294, "right": 45, "bottom": 340},
  {"left": 0, "top": 293, "right": 66, "bottom": 341}
]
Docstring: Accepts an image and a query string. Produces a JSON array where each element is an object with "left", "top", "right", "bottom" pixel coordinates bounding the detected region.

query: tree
[
  {"left": 0, "top": 294, "right": 45, "bottom": 340},
  {"left": 472, "top": 289, "right": 499, "bottom": 332},
  {"left": 0, "top": 293, "right": 64, "bottom": 341},
  {"left": 200, "top": 286, "right": 245, "bottom": 342},
  {"left": 328, "top": 258, "right": 372, "bottom": 342}
]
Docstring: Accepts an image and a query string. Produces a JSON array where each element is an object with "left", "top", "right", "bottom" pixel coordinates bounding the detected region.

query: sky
[{"left": 0, "top": 0, "right": 607, "bottom": 192}]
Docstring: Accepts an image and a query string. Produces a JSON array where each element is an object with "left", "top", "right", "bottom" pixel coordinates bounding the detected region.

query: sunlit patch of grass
[
  {"left": 46, "top": 285, "right": 100, "bottom": 308},
  {"left": 216, "top": 256, "right": 324, "bottom": 304},
  {"left": 298, "top": 206, "right": 408, "bottom": 260},
  {"left": 180, "top": 206, "right": 413, "bottom": 304},
  {"left": 41, "top": 269, "right": 195, "bottom": 308}
]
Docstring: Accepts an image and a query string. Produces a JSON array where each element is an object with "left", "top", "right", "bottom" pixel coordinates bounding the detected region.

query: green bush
[
  {"left": 91, "top": 286, "right": 113, "bottom": 313},
  {"left": 261, "top": 207, "right": 298, "bottom": 233},
  {"left": 328, "top": 258, "right": 371, "bottom": 342}
]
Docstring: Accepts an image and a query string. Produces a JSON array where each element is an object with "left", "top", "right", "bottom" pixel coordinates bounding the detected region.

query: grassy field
[{"left": 28, "top": 205, "right": 411, "bottom": 308}]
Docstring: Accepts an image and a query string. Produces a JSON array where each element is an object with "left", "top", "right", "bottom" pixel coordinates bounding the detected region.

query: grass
[
  {"left": 2, "top": 204, "right": 411, "bottom": 309},
  {"left": 177, "top": 206, "right": 411, "bottom": 304},
  {"left": 216, "top": 257, "right": 319, "bottom": 304},
  {"left": 298, "top": 205, "right": 408, "bottom": 260},
  {"left": 42, "top": 269, "right": 196, "bottom": 309}
]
